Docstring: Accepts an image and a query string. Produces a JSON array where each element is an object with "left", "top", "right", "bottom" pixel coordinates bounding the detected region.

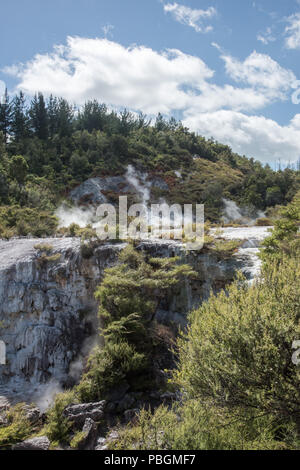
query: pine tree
[
  {"left": 11, "top": 91, "right": 29, "bottom": 142},
  {"left": 29, "top": 93, "right": 48, "bottom": 140}
]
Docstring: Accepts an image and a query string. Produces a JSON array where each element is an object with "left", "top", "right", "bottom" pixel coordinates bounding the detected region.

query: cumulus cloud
[
  {"left": 163, "top": 2, "right": 216, "bottom": 33},
  {"left": 184, "top": 110, "right": 300, "bottom": 164},
  {"left": 3, "top": 36, "right": 300, "bottom": 165},
  {"left": 221, "top": 51, "right": 296, "bottom": 99},
  {"left": 284, "top": 13, "right": 300, "bottom": 49},
  {"left": 5, "top": 37, "right": 213, "bottom": 114}
]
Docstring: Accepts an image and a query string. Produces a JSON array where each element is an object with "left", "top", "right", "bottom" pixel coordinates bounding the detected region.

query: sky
[{"left": 1, "top": 0, "right": 300, "bottom": 166}]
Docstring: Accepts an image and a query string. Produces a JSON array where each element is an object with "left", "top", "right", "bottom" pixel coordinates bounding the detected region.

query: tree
[
  {"left": 77, "top": 100, "right": 108, "bottom": 132},
  {"left": 77, "top": 245, "right": 195, "bottom": 401},
  {"left": 9, "top": 155, "right": 29, "bottom": 186},
  {"left": 29, "top": 93, "right": 48, "bottom": 140},
  {"left": 11, "top": 92, "right": 29, "bottom": 142}
]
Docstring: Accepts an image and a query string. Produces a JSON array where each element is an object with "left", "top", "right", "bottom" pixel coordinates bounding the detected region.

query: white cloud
[
  {"left": 257, "top": 27, "right": 276, "bottom": 45},
  {"left": 4, "top": 37, "right": 300, "bottom": 165},
  {"left": 284, "top": 13, "right": 300, "bottom": 49},
  {"left": 163, "top": 2, "right": 216, "bottom": 33},
  {"left": 184, "top": 110, "right": 300, "bottom": 164},
  {"left": 5, "top": 37, "right": 213, "bottom": 114},
  {"left": 221, "top": 51, "right": 296, "bottom": 100}
]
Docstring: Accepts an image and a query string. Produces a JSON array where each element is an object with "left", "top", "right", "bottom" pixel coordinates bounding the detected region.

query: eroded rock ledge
[{"left": 0, "top": 232, "right": 267, "bottom": 404}]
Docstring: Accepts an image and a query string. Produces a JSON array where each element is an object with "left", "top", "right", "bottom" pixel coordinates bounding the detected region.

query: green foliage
[
  {"left": 34, "top": 243, "right": 54, "bottom": 253},
  {"left": 261, "top": 190, "right": 300, "bottom": 261},
  {"left": 174, "top": 255, "right": 300, "bottom": 428},
  {"left": 210, "top": 238, "right": 242, "bottom": 259},
  {"left": 0, "top": 404, "right": 33, "bottom": 449},
  {"left": 77, "top": 245, "right": 195, "bottom": 401},
  {"left": 0, "top": 205, "right": 58, "bottom": 237},
  {"left": 112, "top": 401, "right": 298, "bottom": 450},
  {"left": 9, "top": 155, "right": 28, "bottom": 186},
  {"left": 0, "top": 91, "right": 298, "bottom": 234},
  {"left": 45, "top": 391, "right": 76, "bottom": 445},
  {"left": 70, "top": 431, "right": 87, "bottom": 449}
]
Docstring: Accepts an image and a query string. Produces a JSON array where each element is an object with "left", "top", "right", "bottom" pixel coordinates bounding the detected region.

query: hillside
[{"left": 0, "top": 92, "right": 299, "bottom": 236}]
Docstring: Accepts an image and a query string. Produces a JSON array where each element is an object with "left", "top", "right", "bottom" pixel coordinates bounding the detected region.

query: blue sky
[{"left": 1, "top": 0, "right": 300, "bottom": 165}]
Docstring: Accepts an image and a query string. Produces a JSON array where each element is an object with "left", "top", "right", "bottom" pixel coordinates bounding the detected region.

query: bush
[
  {"left": 76, "top": 245, "right": 195, "bottom": 402},
  {"left": 45, "top": 391, "right": 76, "bottom": 445},
  {"left": 174, "top": 256, "right": 300, "bottom": 430},
  {"left": 255, "top": 217, "right": 273, "bottom": 226},
  {"left": 0, "top": 404, "right": 33, "bottom": 448},
  {"left": 111, "top": 401, "right": 297, "bottom": 450}
]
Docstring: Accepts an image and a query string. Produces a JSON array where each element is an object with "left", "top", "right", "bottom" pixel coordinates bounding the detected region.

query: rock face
[
  {"left": 63, "top": 401, "right": 106, "bottom": 427},
  {"left": 12, "top": 436, "right": 50, "bottom": 451},
  {"left": 69, "top": 176, "right": 135, "bottom": 205},
  {"left": 0, "top": 238, "right": 124, "bottom": 403},
  {"left": 0, "top": 228, "right": 269, "bottom": 403}
]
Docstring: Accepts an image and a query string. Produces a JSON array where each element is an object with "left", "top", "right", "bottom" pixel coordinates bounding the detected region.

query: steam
[
  {"left": 33, "top": 380, "right": 62, "bottom": 413},
  {"left": 125, "top": 164, "right": 151, "bottom": 206},
  {"left": 55, "top": 204, "right": 96, "bottom": 228},
  {"left": 222, "top": 199, "right": 265, "bottom": 225},
  {"left": 68, "top": 334, "right": 99, "bottom": 383}
]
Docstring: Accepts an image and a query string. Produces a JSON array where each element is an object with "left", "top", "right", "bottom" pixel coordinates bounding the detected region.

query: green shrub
[
  {"left": 34, "top": 243, "right": 54, "bottom": 253},
  {"left": 70, "top": 431, "right": 87, "bottom": 449},
  {"left": 45, "top": 391, "right": 76, "bottom": 445},
  {"left": 0, "top": 404, "right": 33, "bottom": 449},
  {"left": 76, "top": 245, "right": 195, "bottom": 402},
  {"left": 174, "top": 256, "right": 300, "bottom": 430},
  {"left": 111, "top": 401, "right": 297, "bottom": 450},
  {"left": 255, "top": 217, "right": 273, "bottom": 227}
]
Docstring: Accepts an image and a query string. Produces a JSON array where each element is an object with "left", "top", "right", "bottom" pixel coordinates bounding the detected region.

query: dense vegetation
[
  {"left": 0, "top": 90, "right": 299, "bottom": 236},
  {"left": 76, "top": 246, "right": 194, "bottom": 402},
  {"left": 111, "top": 192, "right": 300, "bottom": 450}
]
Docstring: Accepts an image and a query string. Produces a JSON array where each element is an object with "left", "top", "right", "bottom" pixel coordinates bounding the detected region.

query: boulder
[
  {"left": 76, "top": 418, "right": 98, "bottom": 450},
  {"left": 12, "top": 436, "right": 50, "bottom": 451},
  {"left": 63, "top": 400, "right": 106, "bottom": 427},
  {"left": 24, "top": 405, "right": 41, "bottom": 423}
]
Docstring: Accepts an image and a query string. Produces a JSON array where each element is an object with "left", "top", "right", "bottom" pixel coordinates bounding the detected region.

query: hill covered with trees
[{"left": 0, "top": 90, "right": 299, "bottom": 236}]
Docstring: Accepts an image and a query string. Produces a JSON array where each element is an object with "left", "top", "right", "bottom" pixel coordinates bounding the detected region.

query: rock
[
  {"left": 24, "top": 405, "right": 41, "bottom": 423},
  {"left": 95, "top": 437, "right": 107, "bottom": 451},
  {"left": 63, "top": 401, "right": 106, "bottom": 427},
  {"left": 0, "top": 413, "right": 8, "bottom": 427},
  {"left": 0, "top": 227, "right": 269, "bottom": 402},
  {"left": 0, "top": 396, "right": 10, "bottom": 412},
  {"left": 69, "top": 176, "right": 134, "bottom": 205},
  {"left": 12, "top": 436, "right": 50, "bottom": 451},
  {"left": 76, "top": 418, "right": 98, "bottom": 450}
]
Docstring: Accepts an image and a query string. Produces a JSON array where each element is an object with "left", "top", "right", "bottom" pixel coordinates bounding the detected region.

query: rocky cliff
[{"left": 0, "top": 228, "right": 270, "bottom": 406}]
